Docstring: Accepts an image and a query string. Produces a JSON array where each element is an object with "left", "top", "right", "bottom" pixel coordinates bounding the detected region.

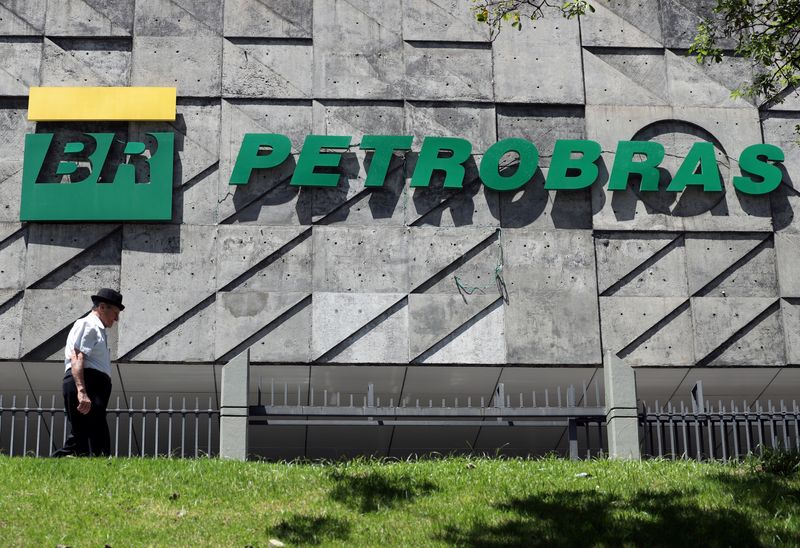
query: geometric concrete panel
[
  {"left": 580, "top": 1, "right": 662, "bottom": 47},
  {"left": 0, "top": 222, "right": 22, "bottom": 244},
  {"left": 583, "top": 49, "right": 668, "bottom": 106},
  {"left": 20, "top": 289, "right": 92, "bottom": 360},
  {"left": 408, "top": 226, "right": 499, "bottom": 294},
  {"left": 217, "top": 99, "right": 312, "bottom": 225},
  {"left": 595, "top": 233, "right": 688, "bottom": 297},
  {"left": 313, "top": 100, "right": 405, "bottom": 142},
  {"left": 133, "top": 0, "right": 222, "bottom": 36},
  {"left": 685, "top": 234, "right": 776, "bottom": 297},
  {"left": 244, "top": 295, "right": 312, "bottom": 363},
  {"left": 223, "top": 0, "right": 312, "bottom": 38},
  {"left": 588, "top": 105, "right": 773, "bottom": 232},
  {"left": 505, "top": 289, "right": 601, "bottom": 364},
  {"left": 781, "top": 299, "right": 800, "bottom": 364},
  {"left": 499, "top": 168, "right": 593, "bottom": 230},
  {"left": 496, "top": 105, "right": 585, "bottom": 168},
  {"left": 24, "top": 224, "right": 121, "bottom": 290},
  {"left": 762, "top": 112, "right": 800, "bottom": 233},
  {"left": 0, "top": 103, "right": 33, "bottom": 222},
  {"left": 41, "top": 38, "right": 131, "bottom": 87},
  {"left": 690, "top": 297, "right": 784, "bottom": 366},
  {"left": 121, "top": 225, "right": 217, "bottom": 293},
  {"left": 26, "top": 229, "right": 121, "bottom": 291},
  {"left": 313, "top": 0, "right": 403, "bottom": 99},
  {"left": 214, "top": 291, "right": 309, "bottom": 361},
  {"left": 493, "top": 17, "right": 583, "bottom": 103},
  {"left": 0, "top": 290, "right": 23, "bottom": 359},
  {"left": 405, "top": 102, "right": 496, "bottom": 154},
  {"left": 0, "top": 1, "right": 45, "bottom": 35},
  {"left": 129, "top": 99, "right": 222, "bottom": 225},
  {"left": 45, "top": 0, "right": 133, "bottom": 36},
  {"left": 408, "top": 292, "right": 497, "bottom": 358},
  {"left": 660, "top": 0, "right": 735, "bottom": 50},
  {"left": 0, "top": 224, "right": 26, "bottom": 291},
  {"left": 402, "top": 0, "right": 489, "bottom": 42},
  {"left": 311, "top": 292, "right": 407, "bottom": 363},
  {"left": 131, "top": 36, "right": 222, "bottom": 96},
  {"left": 312, "top": 227, "right": 409, "bottom": 293},
  {"left": 705, "top": 306, "right": 785, "bottom": 367},
  {"left": 326, "top": 300, "right": 408, "bottom": 364},
  {"left": 116, "top": 289, "right": 213, "bottom": 360},
  {"left": 775, "top": 233, "right": 800, "bottom": 297},
  {"left": 408, "top": 293, "right": 504, "bottom": 364},
  {"left": 502, "top": 229, "right": 597, "bottom": 294},
  {"left": 310, "top": 150, "right": 406, "bottom": 227},
  {"left": 665, "top": 50, "right": 755, "bottom": 109},
  {"left": 216, "top": 225, "right": 312, "bottom": 292},
  {"left": 405, "top": 155, "right": 500, "bottom": 228},
  {"left": 222, "top": 39, "right": 312, "bottom": 99},
  {"left": 128, "top": 294, "right": 215, "bottom": 362},
  {"left": 600, "top": 297, "right": 694, "bottom": 365},
  {"left": 405, "top": 43, "right": 493, "bottom": 102},
  {"left": 0, "top": 38, "right": 41, "bottom": 95}
]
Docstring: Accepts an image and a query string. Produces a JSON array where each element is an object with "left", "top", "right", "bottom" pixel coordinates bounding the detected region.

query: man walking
[{"left": 53, "top": 288, "right": 124, "bottom": 457}]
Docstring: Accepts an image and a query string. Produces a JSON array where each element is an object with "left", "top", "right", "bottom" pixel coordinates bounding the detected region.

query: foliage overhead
[
  {"left": 689, "top": 0, "right": 800, "bottom": 106},
  {"left": 472, "top": 0, "right": 800, "bottom": 108},
  {"left": 471, "top": 0, "right": 594, "bottom": 36}
]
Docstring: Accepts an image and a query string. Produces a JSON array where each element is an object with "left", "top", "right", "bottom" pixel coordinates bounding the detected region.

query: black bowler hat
[{"left": 91, "top": 288, "right": 125, "bottom": 311}]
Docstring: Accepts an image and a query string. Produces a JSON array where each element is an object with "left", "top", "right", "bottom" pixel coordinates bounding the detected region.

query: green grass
[{"left": 1, "top": 456, "right": 799, "bottom": 547}]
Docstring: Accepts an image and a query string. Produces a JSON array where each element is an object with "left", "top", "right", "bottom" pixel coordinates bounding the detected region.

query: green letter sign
[
  {"left": 480, "top": 138, "right": 539, "bottom": 191},
  {"left": 411, "top": 137, "right": 472, "bottom": 189},
  {"left": 545, "top": 140, "right": 602, "bottom": 190},
  {"left": 733, "top": 144, "right": 784, "bottom": 195},
  {"left": 20, "top": 132, "right": 174, "bottom": 221}
]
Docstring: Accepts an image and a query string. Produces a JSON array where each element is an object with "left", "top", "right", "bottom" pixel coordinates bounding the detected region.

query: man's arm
[{"left": 70, "top": 349, "right": 91, "bottom": 415}]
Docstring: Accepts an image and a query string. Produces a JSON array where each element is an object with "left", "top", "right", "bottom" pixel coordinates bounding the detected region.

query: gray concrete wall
[{"left": 0, "top": 0, "right": 799, "bottom": 371}]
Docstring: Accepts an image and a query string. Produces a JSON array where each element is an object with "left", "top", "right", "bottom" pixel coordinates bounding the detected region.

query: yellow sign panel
[{"left": 28, "top": 87, "right": 177, "bottom": 121}]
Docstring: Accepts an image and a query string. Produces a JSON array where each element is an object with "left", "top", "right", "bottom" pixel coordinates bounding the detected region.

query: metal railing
[
  {"left": 250, "top": 381, "right": 608, "bottom": 459},
  {"left": 0, "top": 395, "right": 220, "bottom": 458},
  {"left": 641, "top": 398, "right": 800, "bottom": 461}
]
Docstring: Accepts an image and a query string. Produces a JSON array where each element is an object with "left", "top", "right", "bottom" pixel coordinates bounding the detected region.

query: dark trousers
[{"left": 52, "top": 368, "right": 112, "bottom": 457}]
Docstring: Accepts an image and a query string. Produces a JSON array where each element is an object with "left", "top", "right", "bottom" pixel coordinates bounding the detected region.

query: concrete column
[
  {"left": 604, "top": 350, "right": 641, "bottom": 459},
  {"left": 219, "top": 349, "right": 250, "bottom": 460}
]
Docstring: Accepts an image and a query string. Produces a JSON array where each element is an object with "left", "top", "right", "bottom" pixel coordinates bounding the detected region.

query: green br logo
[{"left": 20, "top": 131, "right": 174, "bottom": 221}]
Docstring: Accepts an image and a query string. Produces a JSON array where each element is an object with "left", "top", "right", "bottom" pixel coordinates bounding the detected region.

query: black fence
[
  {"left": 641, "top": 399, "right": 800, "bottom": 461},
  {"left": 0, "top": 395, "right": 219, "bottom": 458}
]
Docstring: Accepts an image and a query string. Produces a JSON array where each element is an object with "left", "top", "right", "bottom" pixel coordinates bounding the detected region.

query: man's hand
[{"left": 77, "top": 388, "right": 91, "bottom": 415}]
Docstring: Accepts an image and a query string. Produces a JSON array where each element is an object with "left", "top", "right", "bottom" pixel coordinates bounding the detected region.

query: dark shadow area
[
  {"left": 490, "top": 168, "right": 546, "bottom": 227},
  {"left": 769, "top": 165, "right": 797, "bottom": 231},
  {"left": 309, "top": 151, "right": 405, "bottom": 225},
  {"left": 610, "top": 119, "right": 740, "bottom": 221},
  {"left": 436, "top": 486, "right": 765, "bottom": 547},
  {"left": 328, "top": 468, "right": 438, "bottom": 513},
  {"left": 364, "top": 151, "right": 405, "bottom": 221},
  {"left": 227, "top": 155, "right": 309, "bottom": 224},
  {"left": 270, "top": 514, "right": 351, "bottom": 546},
  {"left": 409, "top": 153, "right": 484, "bottom": 227}
]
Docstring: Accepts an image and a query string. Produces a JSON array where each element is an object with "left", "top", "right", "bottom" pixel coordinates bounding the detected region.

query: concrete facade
[{"left": 1, "top": 0, "right": 799, "bottom": 457}]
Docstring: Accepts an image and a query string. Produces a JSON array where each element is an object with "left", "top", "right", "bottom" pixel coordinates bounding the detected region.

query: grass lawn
[{"left": 0, "top": 456, "right": 798, "bottom": 547}]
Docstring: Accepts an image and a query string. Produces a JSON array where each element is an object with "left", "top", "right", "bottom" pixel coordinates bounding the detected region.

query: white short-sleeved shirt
[{"left": 64, "top": 313, "right": 112, "bottom": 378}]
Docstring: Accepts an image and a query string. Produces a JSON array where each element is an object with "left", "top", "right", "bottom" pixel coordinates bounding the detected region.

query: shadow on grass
[
  {"left": 437, "top": 487, "right": 765, "bottom": 548},
  {"left": 328, "top": 468, "right": 438, "bottom": 513},
  {"left": 270, "top": 514, "right": 351, "bottom": 545}
]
